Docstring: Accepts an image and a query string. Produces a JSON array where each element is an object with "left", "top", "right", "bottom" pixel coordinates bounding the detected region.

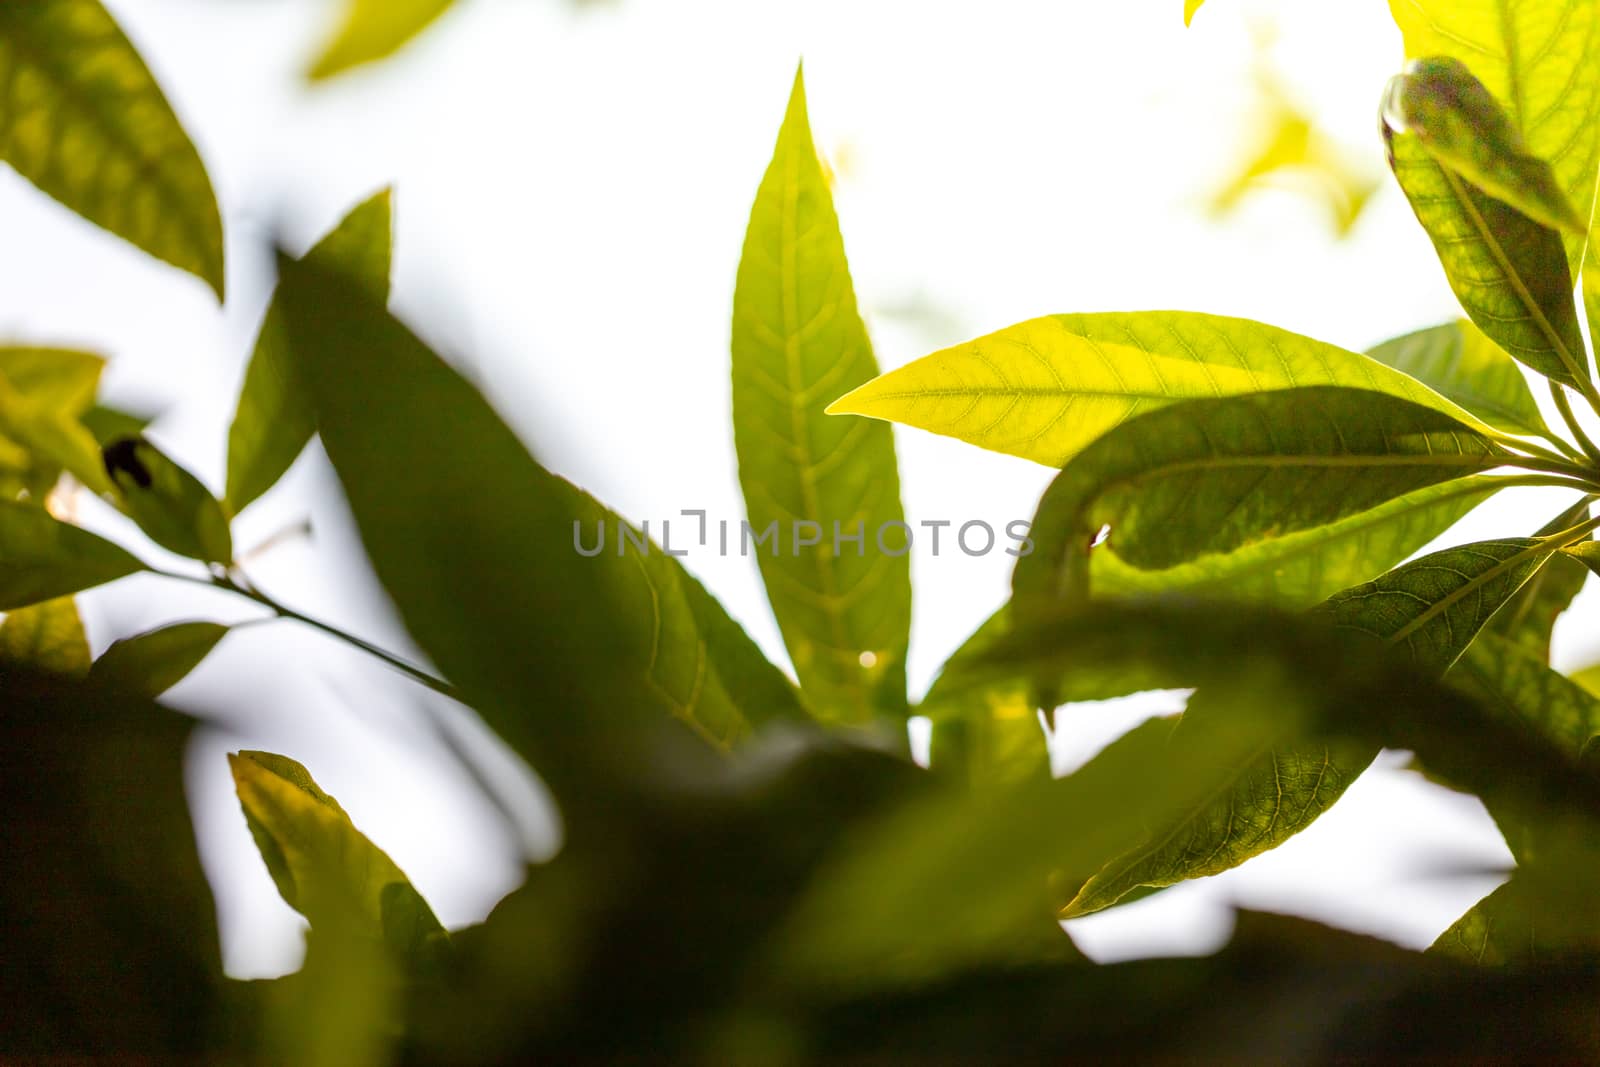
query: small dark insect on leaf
[{"left": 102, "top": 436, "right": 153, "bottom": 490}]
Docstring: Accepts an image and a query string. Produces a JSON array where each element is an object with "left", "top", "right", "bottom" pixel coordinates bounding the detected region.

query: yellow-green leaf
[
  {"left": 102, "top": 436, "right": 231, "bottom": 565},
  {"left": 229, "top": 750, "right": 447, "bottom": 961},
  {"left": 0, "top": 0, "right": 225, "bottom": 298},
  {"left": 226, "top": 190, "right": 393, "bottom": 516},
  {"left": 827, "top": 312, "right": 1483, "bottom": 468},
  {"left": 308, "top": 0, "right": 459, "bottom": 81},
  {"left": 0, "top": 500, "right": 143, "bottom": 609},
  {"left": 1387, "top": 0, "right": 1600, "bottom": 272},
  {"left": 88, "top": 621, "right": 230, "bottom": 698},
  {"left": 1184, "top": 0, "right": 1205, "bottom": 26},
  {"left": 0, "top": 348, "right": 103, "bottom": 413},
  {"left": 733, "top": 67, "right": 911, "bottom": 724},
  {"left": 0, "top": 596, "right": 88, "bottom": 675},
  {"left": 1366, "top": 320, "right": 1551, "bottom": 440},
  {"left": 0, "top": 369, "right": 112, "bottom": 496}
]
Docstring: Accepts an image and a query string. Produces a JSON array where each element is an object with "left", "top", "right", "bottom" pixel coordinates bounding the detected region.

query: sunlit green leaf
[
  {"left": 102, "top": 436, "right": 231, "bottom": 566},
  {"left": 0, "top": 0, "right": 225, "bottom": 298},
  {"left": 1384, "top": 103, "right": 1588, "bottom": 390},
  {"left": 226, "top": 190, "right": 392, "bottom": 516},
  {"left": 0, "top": 596, "right": 89, "bottom": 675},
  {"left": 1012, "top": 387, "right": 1503, "bottom": 618},
  {"left": 733, "top": 68, "right": 911, "bottom": 724},
  {"left": 1387, "top": 0, "right": 1600, "bottom": 272},
  {"left": 0, "top": 371, "right": 112, "bottom": 496},
  {"left": 272, "top": 251, "right": 808, "bottom": 810},
  {"left": 0, "top": 348, "right": 103, "bottom": 413},
  {"left": 827, "top": 311, "right": 1484, "bottom": 468},
  {"left": 230, "top": 750, "right": 447, "bottom": 964},
  {"left": 88, "top": 621, "right": 229, "bottom": 697},
  {"left": 307, "top": 0, "right": 459, "bottom": 81},
  {"left": 0, "top": 500, "right": 143, "bottom": 609},
  {"left": 1366, "top": 320, "right": 1551, "bottom": 441},
  {"left": 1062, "top": 538, "right": 1553, "bottom": 918},
  {"left": 1384, "top": 57, "right": 1587, "bottom": 235}
]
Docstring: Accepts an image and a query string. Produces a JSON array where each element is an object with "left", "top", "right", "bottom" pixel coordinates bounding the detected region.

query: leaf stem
[
  {"left": 1549, "top": 381, "right": 1600, "bottom": 467},
  {"left": 150, "top": 567, "right": 461, "bottom": 701}
]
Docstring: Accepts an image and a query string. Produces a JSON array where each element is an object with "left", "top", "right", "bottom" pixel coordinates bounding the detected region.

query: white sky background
[{"left": 5, "top": 0, "right": 1598, "bottom": 975}]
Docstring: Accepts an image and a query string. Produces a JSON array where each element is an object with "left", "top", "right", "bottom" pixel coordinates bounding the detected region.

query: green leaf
[
  {"left": 0, "top": 596, "right": 89, "bottom": 675},
  {"left": 0, "top": 500, "right": 144, "bottom": 609},
  {"left": 0, "top": 370, "right": 113, "bottom": 496},
  {"left": 1062, "top": 538, "right": 1554, "bottom": 918},
  {"left": 1384, "top": 103, "right": 1588, "bottom": 390},
  {"left": 827, "top": 311, "right": 1484, "bottom": 468},
  {"left": 0, "top": 0, "right": 225, "bottom": 298},
  {"left": 0, "top": 347, "right": 103, "bottom": 413},
  {"left": 1383, "top": 56, "right": 1587, "bottom": 235},
  {"left": 81, "top": 404, "right": 155, "bottom": 448},
  {"left": 920, "top": 606, "right": 1050, "bottom": 789},
  {"left": 1088, "top": 476, "right": 1503, "bottom": 609},
  {"left": 88, "top": 621, "right": 229, "bottom": 697},
  {"left": 1366, "top": 320, "right": 1551, "bottom": 441},
  {"left": 732, "top": 67, "right": 912, "bottom": 724},
  {"left": 102, "top": 436, "right": 231, "bottom": 565},
  {"left": 226, "top": 190, "right": 393, "bottom": 516},
  {"left": 271, "top": 250, "right": 807, "bottom": 809},
  {"left": 1563, "top": 539, "right": 1600, "bottom": 576},
  {"left": 307, "top": 0, "right": 459, "bottom": 81},
  {"left": 1432, "top": 874, "right": 1600, "bottom": 965},
  {"left": 1012, "top": 387, "right": 1504, "bottom": 617},
  {"left": 1488, "top": 496, "right": 1591, "bottom": 659},
  {"left": 229, "top": 750, "right": 446, "bottom": 961},
  {"left": 1387, "top": 0, "right": 1600, "bottom": 273}
]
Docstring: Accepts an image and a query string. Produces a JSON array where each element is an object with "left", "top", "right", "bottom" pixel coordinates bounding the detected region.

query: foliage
[{"left": 3, "top": 0, "right": 1600, "bottom": 1061}]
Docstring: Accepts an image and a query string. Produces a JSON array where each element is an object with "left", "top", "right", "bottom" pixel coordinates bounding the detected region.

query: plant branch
[{"left": 1549, "top": 381, "right": 1600, "bottom": 467}]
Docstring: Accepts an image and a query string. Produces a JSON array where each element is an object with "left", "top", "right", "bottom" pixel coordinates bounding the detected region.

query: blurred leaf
[
  {"left": 732, "top": 68, "right": 911, "bottom": 724},
  {"left": 230, "top": 750, "right": 448, "bottom": 963},
  {"left": 1012, "top": 387, "right": 1503, "bottom": 618},
  {"left": 0, "top": 347, "right": 103, "bottom": 413},
  {"left": 0, "top": 369, "right": 112, "bottom": 495},
  {"left": 0, "top": 499, "right": 143, "bottom": 609},
  {"left": 1366, "top": 319, "right": 1552, "bottom": 440},
  {"left": 920, "top": 606, "right": 1050, "bottom": 789},
  {"left": 81, "top": 403, "right": 155, "bottom": 447},
  {"left": 1489, "top": 496, "right": 1591, "bottom": 659},
  {"left": 1087, "top": 476, "right": 1503, "bottom": 608},
  {"left": 227, "top": 189, "right": 392, "bottom": 517},
  {"left": 0, "top": 596, "right": 88, "bottom": 675},
  {"left": 272, "top": 250, "right": 808, "bottom": 813},
  {"left": 1063, "top": 537, "right": 1553, "bottom": 918},
  {"left": 308, "top": 0, "right": 459, "bottom": 81},
  {"left": 1384, "top": 104, "right": 1588, "bottom": 390},
  {"left": 88, "top": 620, "right": 229, "bottom": 697},
  {"left": 1384, "top": 56, "right": 1587, "bottom": 235},
  {"left": 0, "top": 669, "right": 226, "bottom": 1057},
  {"left": 0, "top": 1, "right": 224, "bottom": 298},
  {"left": 1432, "top": 874, "right": 1600, "bottom": 965},
  {"left": 1184, "top": 0, "right": 1204, "bottom": 25},
  {"left": 1387, "top": 0, "right": 1600, "bottom": 272},
  {"left": 827, "top": 312, "right": 1485, "bottom": 467},
  {"left": 102, "top": 436, "right": 232, "bottom": 565}
]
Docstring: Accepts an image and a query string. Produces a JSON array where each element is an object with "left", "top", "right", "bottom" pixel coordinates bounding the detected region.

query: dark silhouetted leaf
[
  {"left": 89, "top": 620, "right": 230, "bottom": 697},
  {"left": 0, "top": 500, "right": 144, "bottom": 609}
]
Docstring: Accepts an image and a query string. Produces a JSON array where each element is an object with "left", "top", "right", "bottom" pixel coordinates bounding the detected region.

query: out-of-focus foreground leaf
[
  {"left": 733, "top": 68, "right": 911, "bottom": 724},
  {"left": 1366, "top": 319, "right": 1552, "bottom": 441},
  {"left": 1384, "top": 70, "right": 1589, "bottom": 390},
  {"left": 0, "top": 0, "right": 225, "bottom": 297},
  {"left": 0, "top": 595, "right": 89, "bottom": 675},
  {"left": 273, "top": 251, "right": 807, "bottom": 814},
  {"left": 1012, "top": 387, "right": 1503, "bottom": 615},
  {"left": 88, "top": 620, "right": 230, "bottom": 697},
  {"left": 0, "top": 499, "right": 144, "bottom": 609},
  {"left": 1387, "top": 0, "right": 1600, "bottom": 272},
  {"left": 1184, "top": 0, "right": 1204, "bottom": 25},
  {"left": 227, "top": 190, "right": 392, "bottom": 516},
  {"left": 103, "top": 435, "right": 232, "bottom": 565},
  {"left": 827, "top": 312, "right": 1484, "bottom": 468},
  {"left": 307, "top": 0, "right": 459, "bottom": 81},
  {"left": 0, "top": 669, "right": 228, "bottom": 1058}
]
